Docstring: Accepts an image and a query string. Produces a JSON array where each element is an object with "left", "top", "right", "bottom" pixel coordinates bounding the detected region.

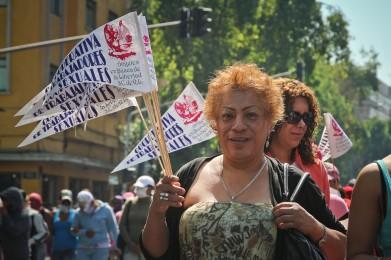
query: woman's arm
[
  {"left": 347, "top": 163, "right": 389, "bottom": 260},
  {"left": 141, "top": 175, "right": 185, "bottom": 258},
  {"left": 273, "top": 201, "right": 346, "bottom": 260}
]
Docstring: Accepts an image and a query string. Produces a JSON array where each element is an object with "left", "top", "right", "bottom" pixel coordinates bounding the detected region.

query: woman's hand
[
  {"left": 273, "top": 202, "right": 324, "bottom": 242},
  {"left": 150, "top": 175, "right": 186, "bottom": 216}
]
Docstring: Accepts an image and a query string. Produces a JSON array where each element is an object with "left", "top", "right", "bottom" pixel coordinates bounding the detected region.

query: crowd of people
[
  {"left": 0, "top": 175, "right": 156, "bottom": 260},
  {"left": 0, "top": 63, "right": 390, "bottom": 259}
]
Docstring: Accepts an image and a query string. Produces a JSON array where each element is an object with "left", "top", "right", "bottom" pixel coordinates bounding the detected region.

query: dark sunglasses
[{"left": 285, "top": 111, "right": 314, "bottom": 125}]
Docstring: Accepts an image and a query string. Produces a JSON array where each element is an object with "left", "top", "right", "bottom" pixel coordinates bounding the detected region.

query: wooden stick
[
  {"left": 135, "top": 102, "right": 165, "bottom": 172},
  {"left": 142, "top": 91, "right": 173, "bottom": 176},
  {"left": 151, "top": 90, "right": 173, "bottom": 176}
]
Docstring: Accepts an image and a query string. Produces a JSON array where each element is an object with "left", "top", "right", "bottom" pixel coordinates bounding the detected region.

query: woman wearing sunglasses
[{"left": 265, "top": 78, "right": 330, "bottom": 205}]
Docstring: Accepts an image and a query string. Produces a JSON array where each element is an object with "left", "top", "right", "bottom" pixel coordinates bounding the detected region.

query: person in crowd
[
  {"left": 324, "top": 162, "right": 349, "bottom": 226},
  {"left": 110, "top": 194, "right": 125, "bottom": 223},
  {"left": 29, "top": 192, "right": 53, "bottom": 257},
  {"left": 23, "top": 191, "right": 50, "bottom": 260},
  {"left": 72, "top": 190, "right": 119, "bottom": 260},
  {"left": 265, "top": 78, "right": 331, "bottom": 205},
  {"left": 140, "top": 64, "right": 346, "bottom": 259},
  {"left": 120, "top": 175, "right": 156, "bottom": 260},
  {"left": 0, "top": 187, "right": 30, "bottom": 260},
  {"left": 114, "top": 192, "right": 135, "bottom": 223},
  {"left": 324, "top": 162, "right": 342, "bottom": 193},
  {"left": 347, "top": 154, "right": 391, "bottom": 259},
  {"left": 52, "top": 189, "right": 77, "bottom": 260},
  {"left": 111, "top": 195, "right": 124, "bottom": 213}
]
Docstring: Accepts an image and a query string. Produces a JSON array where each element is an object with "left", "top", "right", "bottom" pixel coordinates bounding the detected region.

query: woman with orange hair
[{"left": 140, "top": 65, "right": 345, "bottom": 259}]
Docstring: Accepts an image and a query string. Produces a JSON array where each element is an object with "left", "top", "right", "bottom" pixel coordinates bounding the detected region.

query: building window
[
  {"left": 0, "top": 0, "right": 7, "bottom": 7},
  {"left": 108, "top": 10, "right": 118, "bottom": 22},
  {"left": 69, "top": 177, "right": 90, "bottom": 199},
  {"left": 0, "top": 57, "right": 9, "bottom": 93},
  {"left": 49, "top": 64, "right": 58, "bottom": 81},
  {"left": 50, "top": 0, "right": 61, "bottom": 16},
  {"left": 0, "top": 172, "right": 21, "bottom": 192},
  {"left": 92, "top": 180, "right": 109, "bottom": 202},
  {"left": 42, "top": 175, "right": 58, "bottom": 207},
  {"left": 85, "top": 0, "right": 96, "bottom": 31}
]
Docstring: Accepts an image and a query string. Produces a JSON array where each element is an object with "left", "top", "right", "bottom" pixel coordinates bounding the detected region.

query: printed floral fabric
[{"left": 179, "top": 202, "right": 277, "bottom": 260}]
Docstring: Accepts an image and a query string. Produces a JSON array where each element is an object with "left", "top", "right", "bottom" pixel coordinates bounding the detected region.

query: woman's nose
[
  {"left": 232, "top": 115, "right": 246, "bottom": 131},
  {"left": 297, "top": 118, "right": 306, "bottom": 127}
]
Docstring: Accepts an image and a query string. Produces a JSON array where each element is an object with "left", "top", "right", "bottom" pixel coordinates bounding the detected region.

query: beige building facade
[{"left": 0, "top": 0, "right": 133, "bottom": 206}]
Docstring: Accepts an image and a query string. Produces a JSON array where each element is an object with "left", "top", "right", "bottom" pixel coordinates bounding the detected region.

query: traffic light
[
  {"left": 179, "top": 7, "right": 191, "bottom": 38},
  {"left": 296, "top": 62, "right": 305, "bottom": 81},
  {"left": 179, "top": 7, "right": 212, "bottom": 38},
  {"left": 191, "top": 7, "right": 212, "bottom": 37}
]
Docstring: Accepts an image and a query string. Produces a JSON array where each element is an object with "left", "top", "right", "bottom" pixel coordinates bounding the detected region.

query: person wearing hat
[
  {"left": 119, "top": 175, "right": 155, "bottom": 260},
  {"left": 52, "top": 189, "right": 77, "bottom": 260},
  {"left": 29, "top": 192, "right": 53, "bottom": 259},
  {"left": 24, "top": 192, "right": 49, "bottom": 260},
  {"left": 72, "top": 190, "right": 118, "bottom": 260}
]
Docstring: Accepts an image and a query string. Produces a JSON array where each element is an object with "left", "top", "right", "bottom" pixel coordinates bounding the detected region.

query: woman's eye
[
  {"left": 246, "top": 112, "right": 258, "bottom": 120},
  {"left": 221, "top": 113, "right": 233, "bottom": 121}
]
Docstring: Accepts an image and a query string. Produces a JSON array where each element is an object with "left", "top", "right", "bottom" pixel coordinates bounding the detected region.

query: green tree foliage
[
  {"left": 119, "top": 0, "right": 390, "bottom": 176},
  {"left": 309, "top": 51, "right": 390, "bottom": 183}
]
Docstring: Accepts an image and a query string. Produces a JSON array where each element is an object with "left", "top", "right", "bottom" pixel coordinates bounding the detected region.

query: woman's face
[
  {"left": 276, "top": 96, "right": 310, "bottom": 150},
  {"left": 216, "top": 88, "right": 271, "bottom": 163}
]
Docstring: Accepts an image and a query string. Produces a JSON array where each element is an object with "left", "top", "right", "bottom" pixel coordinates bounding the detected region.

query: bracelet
[{"left": 316, "top": 224, "right": 327, "bottom": 247}]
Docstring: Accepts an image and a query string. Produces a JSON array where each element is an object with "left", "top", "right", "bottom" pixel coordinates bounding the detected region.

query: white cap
[
  {"left": 134, "top": 175, "right": 155, "bottom": 188},
  {"left": 77, "top": 190, "right": 94, "bottom": 203}
]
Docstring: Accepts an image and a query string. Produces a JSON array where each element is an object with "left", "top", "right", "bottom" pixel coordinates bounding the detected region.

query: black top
[
  {"left": 140, "top": 155, "right": 346, "bottom": 260},
  {"left": 0, "top": 187, "right": 31, "bottom": 260}
]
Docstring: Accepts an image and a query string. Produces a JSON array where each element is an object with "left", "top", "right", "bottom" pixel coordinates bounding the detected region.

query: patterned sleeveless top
[{"left": 179, "top": 202, "right": 277, "bottom": 260}]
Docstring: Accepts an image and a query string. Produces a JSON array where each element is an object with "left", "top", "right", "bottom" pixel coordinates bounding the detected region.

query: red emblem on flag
[
  {"left": 104, "top": 20, "right": 136, "bottom": 60},
  {"left": 331, "top": 119, "right": 343, "bottom": 136},
  {"left": 174, "top": 95, "right": 202, "bottom": 125}
]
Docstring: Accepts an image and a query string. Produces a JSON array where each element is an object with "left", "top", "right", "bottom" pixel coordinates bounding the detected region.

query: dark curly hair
[{"left": 266, "top": 78, "right": 320, "bottom": 165}]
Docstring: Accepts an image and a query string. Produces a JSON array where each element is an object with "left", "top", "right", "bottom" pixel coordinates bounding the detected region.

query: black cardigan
[{"left": 140, "top": 155, "right": 346, "bottom": 259}]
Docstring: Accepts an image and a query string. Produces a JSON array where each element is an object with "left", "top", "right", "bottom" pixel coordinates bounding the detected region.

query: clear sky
[{"left": 321, "top": 0, "right": 391, "bottom": 86}]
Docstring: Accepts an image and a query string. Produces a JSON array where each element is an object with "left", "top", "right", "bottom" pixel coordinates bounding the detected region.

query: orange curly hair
[{"left": 204, "top": 63, "right": 284, "bottom": 131}]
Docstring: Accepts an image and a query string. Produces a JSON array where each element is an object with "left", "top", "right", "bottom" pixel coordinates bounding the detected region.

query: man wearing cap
[
  {"left": 119, "top": 175, "right": 156, "bottom": 260},
  {"left": 72, "top": 190, "right": 118, "bottom": 260},
  {"left": 52, "top": 189, "right": 77, "bottom": 260}
]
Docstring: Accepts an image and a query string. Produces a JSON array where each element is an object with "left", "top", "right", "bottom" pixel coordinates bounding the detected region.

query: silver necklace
[{"left": 220, "top": 157, "right": 267, "bottom": 202}]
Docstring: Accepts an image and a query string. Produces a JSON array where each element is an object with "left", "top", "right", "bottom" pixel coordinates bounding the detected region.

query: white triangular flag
[
  {"left": 112, "top": 82, "right": 216, "bottom": 173},
  {"left": 16, "top": 84, "right": 139, "bottom": 127},
  {"left": 42, "top": 11, "right": 155, "bottom": 113},
  {"left": 318, "top": 113, "right": 352, "bottom": 160},
  {"left": 18, "top": 97, "right": 137, "bottom": 147},
  {"left": 14, "top": 85, "right": 49, "bottom": 116}
]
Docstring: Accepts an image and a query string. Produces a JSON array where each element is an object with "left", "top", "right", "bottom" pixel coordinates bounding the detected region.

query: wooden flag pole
[
  {"left": 135, "top": 102, "right": 165, "bottom": 172},
  {"left": 142, "top": 91, "right": 173, "bottom": 176},
  {"left": 151, "top": 90, "right": 173, "bottom": 176}
]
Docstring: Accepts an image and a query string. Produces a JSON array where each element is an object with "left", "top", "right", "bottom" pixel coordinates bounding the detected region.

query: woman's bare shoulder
[{"left": 355, "top": 162, "right": 381, "bottom": 195}]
